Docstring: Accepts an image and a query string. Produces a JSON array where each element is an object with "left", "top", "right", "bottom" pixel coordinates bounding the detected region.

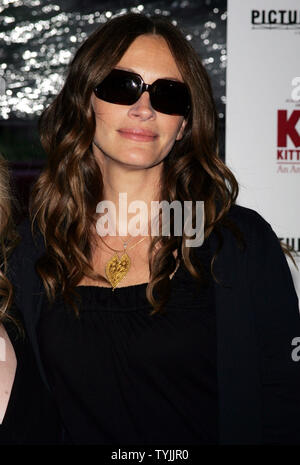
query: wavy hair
[
  {"left": 0, "top": 155, "right": 20, "bottom": 325},
  {"left": 30, "top": 13, "right": 242, "bottom": 314}
]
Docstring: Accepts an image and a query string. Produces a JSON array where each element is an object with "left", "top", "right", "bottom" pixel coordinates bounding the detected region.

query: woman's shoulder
[
  {"left": 210, "top": 203, "right": 287, "bottom": 271},
  {"left": 226, "top": 204, "right": 272, "bottom": 235},
  {"left": 222, "top": 203, "right": 279, "bottom": 251}
]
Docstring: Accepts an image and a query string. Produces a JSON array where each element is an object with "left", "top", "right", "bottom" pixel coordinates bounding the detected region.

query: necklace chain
[{"left": 98, "top": 234, "right": 148, "bottom": 253}]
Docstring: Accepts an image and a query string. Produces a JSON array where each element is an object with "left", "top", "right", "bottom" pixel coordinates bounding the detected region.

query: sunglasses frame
[{"left": 94, "top": 69, "right": 191, "bottom": 117}]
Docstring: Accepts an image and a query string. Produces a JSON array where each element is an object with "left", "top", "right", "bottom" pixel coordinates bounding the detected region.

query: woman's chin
[{"left": 116, "top": 153, "right": 163, "bottom": 169}]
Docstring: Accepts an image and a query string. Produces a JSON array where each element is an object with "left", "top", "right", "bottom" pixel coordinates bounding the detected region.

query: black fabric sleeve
[
  {"left": 8, "top": 219, "right": 44, "bottom": 313},
  {"left": 247, "top": 211, "right": 300, "bottom": 444},
  {"left": 6, "top": 219, "right": 52, "bottom": 388},
  {"left": 5, "top": 220, "right": 64, "bottom": 443}
]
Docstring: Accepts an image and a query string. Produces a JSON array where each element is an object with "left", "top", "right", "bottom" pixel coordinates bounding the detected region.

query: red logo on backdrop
[
  {"left": 277, "top": 110, "right": 300, "bottom": 146},
  {"left": 277, "top": 110, "right": 300, "bottom": 168}
]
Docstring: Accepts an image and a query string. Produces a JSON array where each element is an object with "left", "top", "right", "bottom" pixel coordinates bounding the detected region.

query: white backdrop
[{"left": 226, "top": 0, "right": 300, "bottom": 303}]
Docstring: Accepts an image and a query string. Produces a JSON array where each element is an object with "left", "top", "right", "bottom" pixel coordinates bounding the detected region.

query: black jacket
[{"left": 8, "top": 204, "right": 300, "bottom": 444}]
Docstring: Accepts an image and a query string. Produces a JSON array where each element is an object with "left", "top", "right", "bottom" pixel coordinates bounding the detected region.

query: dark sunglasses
[{"left": 94, "top": 69, "right": 190, "bottom": 116}]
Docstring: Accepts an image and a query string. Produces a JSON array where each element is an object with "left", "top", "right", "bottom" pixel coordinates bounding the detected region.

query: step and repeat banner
[{"left": 226, "top": 0, "right": 300, "bottom": 303}]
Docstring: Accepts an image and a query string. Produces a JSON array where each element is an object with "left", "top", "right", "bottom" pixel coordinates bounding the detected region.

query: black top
[
  {"left": 38, "top": 240, "right": 218, "bottom": 445},
  {"left": 8, "top": 205, "right": 300, "bottom": 444},
  {"left": 0, "top": 313, "right": 62, "bottom": 444}
]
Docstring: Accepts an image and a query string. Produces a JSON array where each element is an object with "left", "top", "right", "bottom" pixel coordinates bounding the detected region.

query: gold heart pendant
[{"left": 105, "top": 252, "right": 131, "bottom": 290}]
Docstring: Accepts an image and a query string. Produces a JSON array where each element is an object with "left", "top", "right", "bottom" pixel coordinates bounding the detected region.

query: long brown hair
[
  {"left": 0, "top": 155, "right": 20, "bottom": 325},
  {"left": 30, "top": 13, "right": 240, "bottom": 314}
]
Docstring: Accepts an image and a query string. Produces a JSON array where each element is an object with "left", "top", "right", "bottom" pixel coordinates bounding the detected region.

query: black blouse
[
  {"left": 0, "top": 313, "right": 62, "bottom": 445},
  {"left": 38, "top": 241, "right": 219, "bottom": 445},
  {"left": 8, "top": 206, "right": 300, "bottom": 444}
]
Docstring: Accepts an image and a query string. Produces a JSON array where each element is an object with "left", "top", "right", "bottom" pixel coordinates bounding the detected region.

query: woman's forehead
[{"left": 116, "top": 34, "right": 183, "bottom": 82}]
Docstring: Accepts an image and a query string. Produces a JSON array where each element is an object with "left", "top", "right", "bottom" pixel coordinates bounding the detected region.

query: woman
[
  {"left": 9, "top": 13, "right": 300, "bottom": 444},
  {"left": 0, "top": 155, "right": 62, "bottom": 444}
]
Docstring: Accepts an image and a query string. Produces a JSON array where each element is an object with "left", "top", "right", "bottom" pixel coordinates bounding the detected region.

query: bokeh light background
[{"left": 0, "top": 0, "right": 227, "bottom": 162}]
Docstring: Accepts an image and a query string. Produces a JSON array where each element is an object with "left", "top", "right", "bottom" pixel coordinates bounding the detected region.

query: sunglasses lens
[
  {"left": 151, "top": 80, "right": 190, "bottom": 116},
  {"left": 94, "top": 70, "right": 190, "bottom": 116},
  {"left": 94, "top": 70, "right": 141, "bottom": 105}
]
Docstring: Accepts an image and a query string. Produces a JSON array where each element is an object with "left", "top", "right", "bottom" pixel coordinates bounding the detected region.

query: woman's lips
[{"left": 118, "top": 128, "right": 158, "bottom": 142}]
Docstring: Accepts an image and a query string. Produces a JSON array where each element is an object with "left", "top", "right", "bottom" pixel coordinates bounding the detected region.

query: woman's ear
[{"left": 175, "top": 118, "right": 187, "bottom": 141}]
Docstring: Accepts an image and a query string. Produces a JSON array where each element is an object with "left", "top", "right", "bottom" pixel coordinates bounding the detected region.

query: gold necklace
[{"left": 98, "top": 234, "right": 148, "bottom": 291}]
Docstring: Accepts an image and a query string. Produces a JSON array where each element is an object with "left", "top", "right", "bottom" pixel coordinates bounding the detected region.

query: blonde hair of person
[{"left": 0, "top": 154, "right": 19, "bottom": 325}]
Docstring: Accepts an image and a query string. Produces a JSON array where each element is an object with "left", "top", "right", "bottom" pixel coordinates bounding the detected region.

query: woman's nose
[{"left": 128, "top": 92, "right": 155, "bottom": 120}]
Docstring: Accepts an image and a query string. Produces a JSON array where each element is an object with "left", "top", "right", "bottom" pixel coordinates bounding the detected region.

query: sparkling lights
[{"left": 0, "top": 0, "right": 226, "bottom": 120}]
